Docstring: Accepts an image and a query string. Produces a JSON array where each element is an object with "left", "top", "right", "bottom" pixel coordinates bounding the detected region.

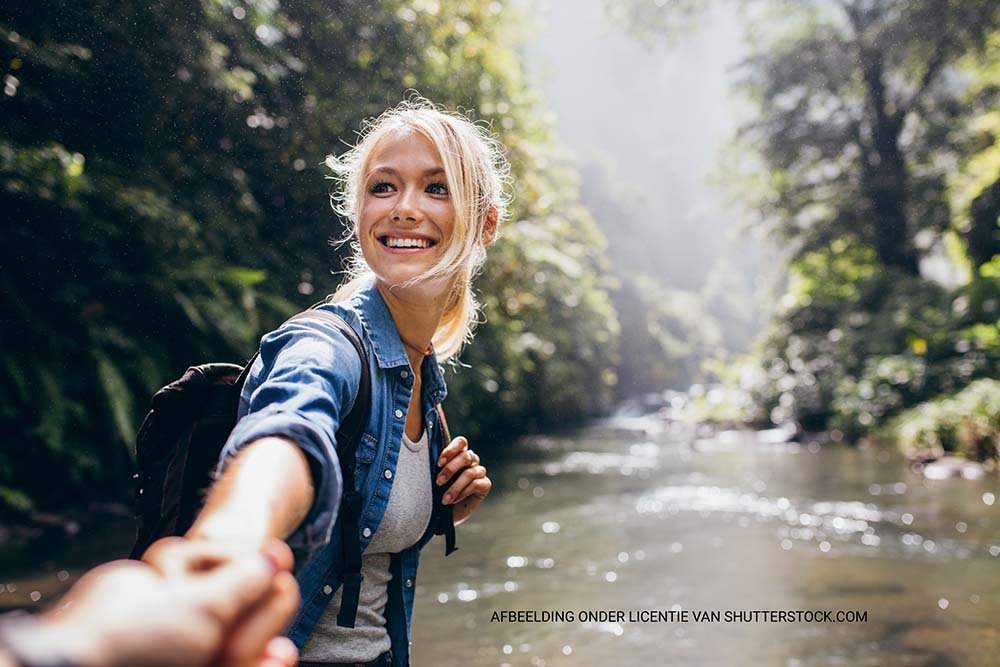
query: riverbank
[
  {"left": 0, "top": 502, "right": 135, "bottom": 614},
  {"left": 648, "top": 378, "right": 1000, "bottom": 472},
  {"left": 886, "top": 379, "right": 1000, "bottom": 463}
]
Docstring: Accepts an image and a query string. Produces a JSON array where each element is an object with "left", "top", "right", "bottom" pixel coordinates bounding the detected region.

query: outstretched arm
[
  {"left": 190, "top": 437, "right": 315, "bottom": 547},
  {"left": 148, "top": 315, "right": 365, "bottom": 572},
  {"left": 143, "top": 436, "right": 314, "bottom": 584}
]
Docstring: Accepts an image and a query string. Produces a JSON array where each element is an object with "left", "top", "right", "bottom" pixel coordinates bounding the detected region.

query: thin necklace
[{"left": 402, "top": 338, "right": 432, "bottom": 356}]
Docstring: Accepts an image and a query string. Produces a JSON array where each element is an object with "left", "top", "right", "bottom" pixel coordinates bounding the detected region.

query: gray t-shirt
[{"left": 301, "top": 429, "right": 432, "bottom": 662}]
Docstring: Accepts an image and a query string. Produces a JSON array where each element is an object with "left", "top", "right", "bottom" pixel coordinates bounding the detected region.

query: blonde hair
[{"left": 325, "top": 96, "right": 511, "bottom": 360}]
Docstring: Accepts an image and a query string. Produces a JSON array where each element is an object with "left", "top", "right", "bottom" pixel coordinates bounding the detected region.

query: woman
[{"left": 147, "top": 98, "right": 508, "bottom": 667}]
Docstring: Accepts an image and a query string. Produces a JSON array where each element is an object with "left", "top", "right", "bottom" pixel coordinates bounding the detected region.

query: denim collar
[{"left": 351, "top": 278, "right": 448, "bottom": 405}]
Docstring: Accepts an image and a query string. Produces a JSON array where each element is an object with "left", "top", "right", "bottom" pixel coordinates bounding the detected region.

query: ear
[{"left": 481, "top": 206, "right": 499, "bottom": 245}]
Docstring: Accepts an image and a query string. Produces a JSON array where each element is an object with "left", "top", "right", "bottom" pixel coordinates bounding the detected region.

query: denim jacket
[{"left": 217, "top": 278, "right": 453, "bottom": 667}]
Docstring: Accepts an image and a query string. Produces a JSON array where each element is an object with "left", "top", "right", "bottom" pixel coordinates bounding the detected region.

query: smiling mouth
[{"left": 379, "top": 236, "right": 436, "bottom": 249}]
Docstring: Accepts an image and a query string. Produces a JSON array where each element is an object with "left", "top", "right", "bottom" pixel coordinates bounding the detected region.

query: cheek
[
  {"left": 359, "top": 199, "right": 389, "bottom": 229},
  {"left": 435, "top": 202, "right": 457, "bottom": 235}
]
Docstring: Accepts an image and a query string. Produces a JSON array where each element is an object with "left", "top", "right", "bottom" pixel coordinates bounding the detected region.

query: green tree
[
  {"left": 951, "top": 30, "right": 1000, "bottom": 269},
  {"left": 608, "top": 1, "right": 1000, "bottom": 437},
  {"left": 0, "top": 0, "right": 621, "bottom": 514}
]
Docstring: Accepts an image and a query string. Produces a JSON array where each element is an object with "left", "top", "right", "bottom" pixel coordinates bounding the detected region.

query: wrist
[
  {"left": 187, "top": 511, "right": 271, "bottom": 548},
  {"left": 195, "top": 438, "right": 313, "bottom": 544}
]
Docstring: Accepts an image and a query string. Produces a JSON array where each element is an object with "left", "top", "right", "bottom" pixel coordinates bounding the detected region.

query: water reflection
[
  {"left": 412, "top": 419, "right": 1000, "bottom": 666},
  {"left": 2, "top": 417, "right": 996, "bottom": 666}
]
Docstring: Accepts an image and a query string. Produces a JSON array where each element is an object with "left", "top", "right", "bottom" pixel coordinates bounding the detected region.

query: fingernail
[
  {"left": 436, "top": 475, "right": 445, "bottom": 485},
  {"left": 262, "top": 551, "right": 282, "bottom": 572},
  {"left": 267, "top": 638, "right": 298, "bottom": 662},
  {"left": 437, "top": 458, "right": 445, "bottom": 466},
  {"left": 442, "top": 494, "right": 452, "bottom": 504}
]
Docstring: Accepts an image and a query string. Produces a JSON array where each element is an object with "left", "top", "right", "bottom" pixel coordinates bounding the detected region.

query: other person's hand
[{"left": 11, "top": 539, "right": 299, "bottom": 667}]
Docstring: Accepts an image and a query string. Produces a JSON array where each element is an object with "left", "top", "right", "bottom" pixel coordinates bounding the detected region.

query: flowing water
[
  {"left": 2, "top": 416, "right": 998, "bottom": 666},
  {"left": 410, "top": 418, "right": 1000, "bottom": 667}
]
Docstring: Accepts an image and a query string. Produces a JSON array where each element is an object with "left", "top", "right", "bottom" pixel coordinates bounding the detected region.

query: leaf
[
  {"left": 94, "top": 351, "right": 136, "bottom": 459},
  {"left": 0, "top": 486, "right": 34, "bottom": 515},
  {"left": 222, "top": 266, "right": 268, "bottom": 287}
]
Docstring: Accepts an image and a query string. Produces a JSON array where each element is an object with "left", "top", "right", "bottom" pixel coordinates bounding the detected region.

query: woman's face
[{"left": 357, "top": 129, "right": 456, "bottom": 294}]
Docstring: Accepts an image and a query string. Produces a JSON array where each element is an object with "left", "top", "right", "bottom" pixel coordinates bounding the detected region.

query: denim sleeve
[{"left": 216, "top": 315, "right": 363, "bottom": 551}]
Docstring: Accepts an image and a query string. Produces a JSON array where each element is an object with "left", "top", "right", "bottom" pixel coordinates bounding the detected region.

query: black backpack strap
[{"left": 285, "top": 309, "right": 370, "bottom": 629}]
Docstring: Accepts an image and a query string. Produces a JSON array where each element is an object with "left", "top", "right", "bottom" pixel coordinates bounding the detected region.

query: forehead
[{"left": 366, "top": 128, "right": 444, "bottom": 173}]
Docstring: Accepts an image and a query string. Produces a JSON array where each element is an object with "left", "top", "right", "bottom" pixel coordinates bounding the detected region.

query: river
[
  {"left": 410, "top": 416, "right": 999, "bottom": 667},
  {"left": 2, "top": 415, "right": 998, "bottom": 666}
]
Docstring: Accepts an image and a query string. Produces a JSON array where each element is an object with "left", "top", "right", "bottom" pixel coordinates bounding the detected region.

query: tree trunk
[
  {"left": 859, "top": 48, "right": 920, "bottom": 275},
  {"left": 966, "top": 176, "right": 1000, "bottom": 268}
]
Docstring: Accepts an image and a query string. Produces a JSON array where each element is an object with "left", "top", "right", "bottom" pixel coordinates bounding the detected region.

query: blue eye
[
  {"left": 369, "top": 181, "right": 395, "bottom": 194},
  {"left": 427, "top": 182, "right": 449, "bottom": 195}
]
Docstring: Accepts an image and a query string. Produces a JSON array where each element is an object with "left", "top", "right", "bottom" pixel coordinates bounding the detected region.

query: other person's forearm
[{"left": 188, "top": 437, "right": 315, "bottom": 546}]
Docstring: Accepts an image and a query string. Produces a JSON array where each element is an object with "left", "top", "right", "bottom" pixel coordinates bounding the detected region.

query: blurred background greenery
[{"left": 2, "top": 0, "right": 999, "bottom": 521}]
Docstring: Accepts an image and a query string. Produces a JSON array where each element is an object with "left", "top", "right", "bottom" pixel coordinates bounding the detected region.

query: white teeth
[{"left": 385, "top": 237, "right": 430, "bottom": 248}]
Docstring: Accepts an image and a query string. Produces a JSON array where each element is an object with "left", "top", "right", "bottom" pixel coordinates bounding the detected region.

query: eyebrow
[{"left": 367, "top": 166, "right": 446, "bottom": 178}]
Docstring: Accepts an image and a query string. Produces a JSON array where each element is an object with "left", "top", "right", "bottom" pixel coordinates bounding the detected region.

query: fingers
[
  {"left": 453, "top": 475, "right": 493, "bottom": 525},
  {"left": 51, "top": 560, "right": 157, "bottom": 621},
  {"left": 259, "top": 539, "right": 295, "bottom": 574},
  {"left": 221, "top": 572, "right": 299, "bottom": 667},
  {"left": 189, "top": 553, "right": 278, "bottom": 625},
  {"left": 436, "top": 436, "right": 468, "bottom": 467},
  {"left": 143, "top": 537, "right": 250, "bottom": 579},
  {"left": 254, "top": 637, "right": 298, "bottom": 667},
  {"left": 442, "top": 467, "right": 489, "bottom": 505},
  {"left": 436, "top": 448, "right": 477, "bottom": 487},
  {"left": 455, "top": 476, "right": 492, "bottom": 505},
  {"left": 141, "top": 536, "right": 187, "bottom": 576}
]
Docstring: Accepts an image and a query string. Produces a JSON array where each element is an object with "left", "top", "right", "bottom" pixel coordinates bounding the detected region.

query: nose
[{"left": 392, "top": 187, "right": 421, "bottom": 223}]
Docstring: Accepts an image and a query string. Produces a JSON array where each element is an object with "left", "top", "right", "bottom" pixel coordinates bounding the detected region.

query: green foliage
[
  {"left": 890, "top": 379, "right": 1000, "bottom": 461},
  {"left": 950, "top": 29, "right": 1000, "bottom": 269},
  {"left": 682, "top": 381, "right": 754, "bottom": 427},
  {"left": 750, "top": 263, "right": 1000, "bottom": 437},
  {"left": 613, "top": 2, "right": 1000, "bottom": 460},
  {"left": 0, "top": 0, "right": 623, "bottom": 513}
]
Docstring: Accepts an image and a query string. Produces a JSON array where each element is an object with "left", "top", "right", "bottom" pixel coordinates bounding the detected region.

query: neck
[{"left": 375, "top": 278, "right": 451, "bottom": 372}]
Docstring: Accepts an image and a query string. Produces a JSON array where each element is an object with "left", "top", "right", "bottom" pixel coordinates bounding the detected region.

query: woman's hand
[{"left": 436, "top": 436, "right": 492, "bottom": 524}]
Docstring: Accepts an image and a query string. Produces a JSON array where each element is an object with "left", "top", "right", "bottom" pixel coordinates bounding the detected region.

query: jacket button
[
  {"left": 384, "top": 469, "right": 393, "bottom": 480},
  {"left": 405, "top": 579, "right": 413, "bottom": 588},
  {"left": 400, "top": 369, "right": 409, "bottom": 379},
  {"left": 362, "top": 527, "right": 372, "bottom": 538},
  {"left": 394, "top": 409, "right": 404, "bottom": 418},
  {"left": 323, "top": 585, "right": 333, "bottom": 595}
]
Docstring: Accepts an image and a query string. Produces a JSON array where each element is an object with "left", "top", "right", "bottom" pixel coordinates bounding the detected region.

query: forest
[{"left": 2, "top": 0, "right": 999, "bottom": 517}]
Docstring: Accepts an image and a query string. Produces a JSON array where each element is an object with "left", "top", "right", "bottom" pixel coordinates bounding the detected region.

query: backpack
[{"left": 129, "top": 309, "right": 373, "bottom": 627}]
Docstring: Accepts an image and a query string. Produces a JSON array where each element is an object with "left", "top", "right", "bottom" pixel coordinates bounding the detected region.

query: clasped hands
[
  {"left": 26, "top": 538, "right": 301, "bottom": 667},
  {"left": 41, "top": 433, "right": 491, "bottom": 667}
]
